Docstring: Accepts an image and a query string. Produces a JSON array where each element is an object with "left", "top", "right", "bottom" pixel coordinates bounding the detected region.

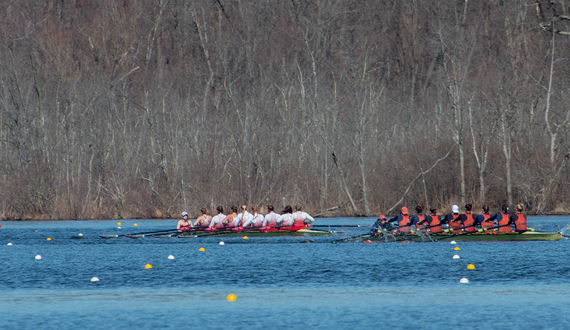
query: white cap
[
  {"left": 452, "top": 205, "right": 459, "bottom": 213},
  {"left": 182, "top": 212, "right": 188, "bottom": 217}
]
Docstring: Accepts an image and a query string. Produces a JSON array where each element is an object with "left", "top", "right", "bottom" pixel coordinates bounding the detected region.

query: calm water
[{"left": 1, "top": 217, "right": 570, "bottom": 329}]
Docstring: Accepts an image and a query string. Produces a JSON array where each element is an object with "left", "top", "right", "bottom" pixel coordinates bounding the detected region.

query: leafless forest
[{"left": 1, "top": 0, "right": 570, "bottom": 220}]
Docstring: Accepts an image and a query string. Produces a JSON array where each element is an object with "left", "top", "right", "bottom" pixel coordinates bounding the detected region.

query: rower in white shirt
[
  {"left": 291, "top": 205, "right": 315, "bottom": 230},
  {"left": 241, "top": 205, "right": 264, "bottom": 228},
  {"left": 194, "top": 208, "right": 212, "bottom": 228},
  {"left": 263, "top": 205, "right": 280, "bottom": 229},
  {"left": 208, "top": 206, "right": 226, "bottom": 229},
  {"left": 277, "top": 205, "right": 294, "bottom": 227},
  {"left": 234, "top": 204, "right": 253, "bottom": 228}
]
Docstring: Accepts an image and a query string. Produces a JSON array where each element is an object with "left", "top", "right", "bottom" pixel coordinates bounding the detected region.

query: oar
[{"left": 100, "top": 228, "right": 183, "bottom": 238}]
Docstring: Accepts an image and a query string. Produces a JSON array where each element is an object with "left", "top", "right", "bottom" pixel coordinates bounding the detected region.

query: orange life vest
[
  {"left": 449, "top": 214, "right": 462, "bottom": 232},
  {"left": 498, "top": 213, "right": 511, "bottom": 232},
  {"left": 428, "top": 215, "right": 442, "bottom": 233},
  {"left": 514, "top": 214, "right": 527, "bottom": 231},
  {"left": 463, "top": 214, "right": 476, "bottom": 232},
  {"left": 399, "top": 215, "right": 411, "bottom": 233},
  {"left": 480, "top": 214, "right": 493, "bottom": 229},
  {"left": 416, "top": 214, "right": 426, "bottom": 230}
]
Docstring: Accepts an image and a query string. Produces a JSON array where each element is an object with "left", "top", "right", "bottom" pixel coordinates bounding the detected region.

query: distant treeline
[{"left": 1, "top": 1, "right": 569, "bottom": 220}]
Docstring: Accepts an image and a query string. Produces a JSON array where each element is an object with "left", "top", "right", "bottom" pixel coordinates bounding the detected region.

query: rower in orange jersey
[
  {"left": 387, "top": 207, "right": 412, "bottom": 233},
  {"left": 488, "top": 204, "right": 512, "bottom": 232},
  {"left": 411, "top": 205, "right": 427, "bottom": 231},
  {"left": 475, "top": 205, "right": 493, "bottom": 230},
  {"left": 444, "top": 205, "right": 462, "bottom": 232},
  {"left": 426, "top": 208, "right": 443, "bottom": 233},
  {"left": 459, "top": 204, "right": 477, "bottom": 232},
  {"left": 511, "top": 204, "right": 528, "bottom": 232}
]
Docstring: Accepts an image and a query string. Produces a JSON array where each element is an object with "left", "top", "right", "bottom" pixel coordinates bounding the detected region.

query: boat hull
[
  {"left": 361, "top": 230, "right": 562, "bottom": 242},
  {"left": 176, "top": 228, "right": 332, "bottom": 238}
]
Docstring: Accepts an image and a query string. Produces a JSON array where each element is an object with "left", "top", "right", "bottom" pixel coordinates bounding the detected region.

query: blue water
[{"left": 1, "top": 217, "right": 570, "bottom": 329}]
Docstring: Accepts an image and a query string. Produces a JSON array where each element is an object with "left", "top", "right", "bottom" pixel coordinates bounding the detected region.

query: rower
[
  {"left": 511, "top": 204, "right": 528, "bottom": 232},
  {"left": 387, "top": 207, "right": 412, "bottom": 233},
  {"left": 291, "top": 205, "right": 315, "bottom": 231},
  {"left": 208, "top": 206, "right": 226, "bottom": 230},
  {"left": 222, "top": 206, "right": 239, "bottom": 228},
  {"left": 488, "top": 204, "right": 512, "bottom": 232},
  {"left": 235, "top": 204, "right": 253, "bottom": 229},
  {"left": 475, "top": 205, "right": 493, "bottom": 230},
  {"left": 410, "top": 206, "right": 427, "bottom": 231},
  {"left": 444, "top": 205, "right": 462, "bottom": 232},
  {"left": 277, "top": 205, "right": 293, "bottom": 229},
  {"left": 371, "top": 215, "right": 396, "bottom": 235},
  {"left": 459, "top": 204, "right": 477, "bottom": 232},
  {"left": 177, "top": 212, "right": 193, "bottom": 232},
  {"left": 194, "top": 208, "right": 212, "bottom": 228},
  {"left": 262, "top": 204, "right": 280, "bottom": 230},
  {"left": 427, "top": 208, "right": 442, "bottom": 233},
  {"left": 241, "top": 205, "right": 264, "bottom": 228}
]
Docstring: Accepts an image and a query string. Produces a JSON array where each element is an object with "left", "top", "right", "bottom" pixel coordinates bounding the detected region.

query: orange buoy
[
  {"left": 467, "top": 264, "right": 475, "bottom": 270},
  {"left": 227, "top": 294, "right": 237, "bottom": 301},
  {"left": 454, "top": 247, "right": 460, "bottom": 251},
  {"left": 145, "top": 264, "right": 152, "bottom": 269}
]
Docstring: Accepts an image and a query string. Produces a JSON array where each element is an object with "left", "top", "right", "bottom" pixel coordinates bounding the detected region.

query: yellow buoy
[
  {"left": 243, "top": 236, "right": 249, "bottom": 240},
  {"left": 227, "top": 294, "right": 237, "bottom": 301},
  {"left": 117, "top": 222, "right": 122, "bottom": 226},
  {"left": 46, "top": 238, "right": 52, "bottom": 241},
  {"left": 454, "top": 247, "right": 460, "bottom": 251},
  {"left": 199, "top": 247, "right": 205, "bottom": 251},
  {"left": 467, "top": 264, "right": 475, "bottom": 270},
  {"left": 134, "top": 223, "right": 138, "bottom": 226},
  {"left": 145, "top": 264, "right": 152, "bottom": 269}
]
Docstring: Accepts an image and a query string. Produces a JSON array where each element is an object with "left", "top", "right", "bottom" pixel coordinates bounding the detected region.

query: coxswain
[
  {"left": 277, "top": 205, "right": 294, "bottom": 229},
  {"left": 387, "top": 207, "right": 412, "bottom": 233},
  {"left": 222, "top": 206, "right": 239, "bottom": 228},
  {"left": 444, "top": 205, "right": 462, "bottom": 232},
  {"left": 291, "top": 205, "right": 315, "bottom": 231},
  {"left": 262, "top": 204, "right": 280, "bottom": 230},
  {"left": 475, "top": 205, "right": 493, "bottom": 230},
  {"left": 235, "top": 204, "right": 253, "bottom": 229},
  {"left": 194, "top": 208, "right": 212, "bottom": 228},
  {"left": 410, "top": 206, "right": 427, "bottom": 231},
  {"left": 370, "top": 215, "right": 396, "bottom": 235},
  {"left": 511, "top": 204, "right": 528, "bottom": 232},
  {"left": 177, "top": 212, "right": 193, "bottom": 232},
  {"left": 241, "top": 205, "right": 264, "bottom": 228},
  {"left": 459, "top": 204, "right": 477, "bottom": 232},
  {"left": 426, "top": 208, "right": 442, "bottom": 233},
  {"left": 208, "top": 206, "right": 226, "bottom": 230},
  {"left": 488, "top": 204, "right": 511, "bottom": 232}
]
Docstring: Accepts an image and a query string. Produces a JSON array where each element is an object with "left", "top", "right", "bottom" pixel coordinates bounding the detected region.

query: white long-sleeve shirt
[
  {"left": 263, "top": 212, "right": 280, "bottom": 226},
  {"left": 209, "top": 213, "right": 226, "bottom": 228},
  {"left": 277, "top": 213, "right": 294, "bottom": 226},
  {"left": 242, "top": 213, "right": 264, "bottom": 227},
  {"left": 235, "top": 211, "right": 253, "bottom": 227},
  {"left": 293, "top": 211, "right": 315, "bottom": 224}
]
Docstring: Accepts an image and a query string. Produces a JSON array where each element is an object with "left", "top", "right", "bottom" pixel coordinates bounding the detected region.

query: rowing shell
[
  {"left": 359, "top": 230, "right": 562, "bottom": 242},
  {"left": 99, "top": 228, "right": 332, "bottom": 239},
  {"left": 177, "top": 228, "right": 331, "bottom": 238}
]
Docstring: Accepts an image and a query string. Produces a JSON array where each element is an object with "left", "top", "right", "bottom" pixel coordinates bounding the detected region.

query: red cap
[
  {"left": 401, "top": 207, "right": 409, "bottom": 215},
  {"left": 379, "top": 215, "right": 387, "bottom": 220}
]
